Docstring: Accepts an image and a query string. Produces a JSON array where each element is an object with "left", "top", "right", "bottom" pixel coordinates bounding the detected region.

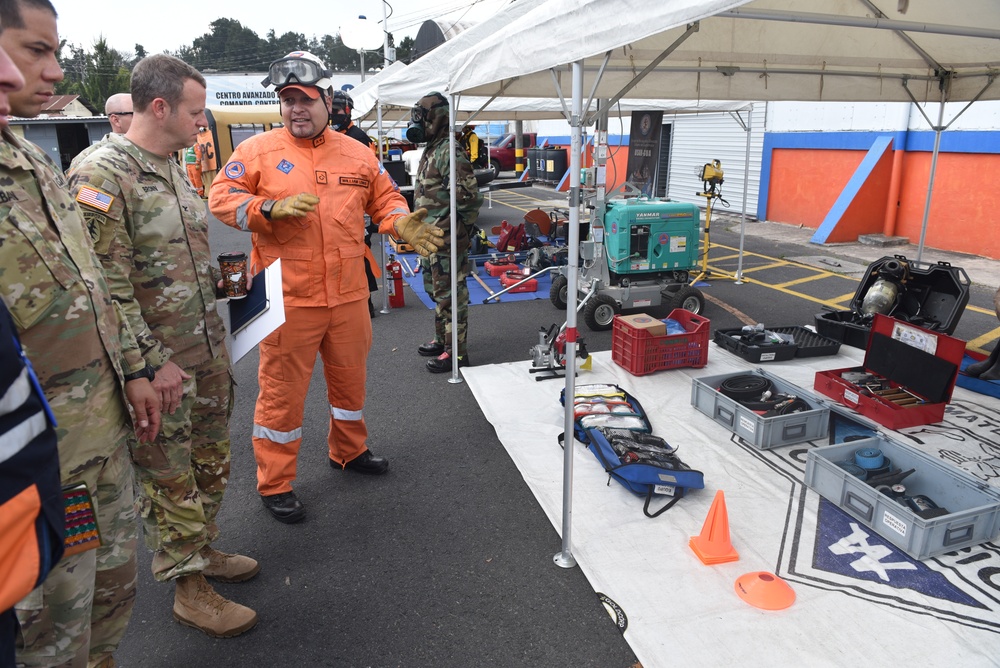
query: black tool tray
[
  {"left": 714, "top": 325, "right": 841, "bottom": 363},
  {"left": 814, "top": 255, "right": 970, "bottom": 349}
]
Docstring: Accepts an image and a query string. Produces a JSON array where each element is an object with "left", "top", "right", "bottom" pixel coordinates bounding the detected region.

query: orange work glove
[{"left": 393, "top": 208, "right": 445, "bottom": 257}]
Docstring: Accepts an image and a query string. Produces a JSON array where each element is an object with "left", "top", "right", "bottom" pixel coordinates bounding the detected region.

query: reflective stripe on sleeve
[
  {"left": 0, "top": 411, "right": 46, "bottom": 465},
  {"left": 235, "top": 197, "right": 255, "bottom": 231},
  {"left": 0, "top": 368, "right": 31, "bottom": 415},
  {"left": 252, "top": 424, "right": 303, "bottom": 444}
]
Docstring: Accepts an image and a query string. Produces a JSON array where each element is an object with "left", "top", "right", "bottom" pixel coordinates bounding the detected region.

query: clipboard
[
  {"left": 225, "top": 258, "right": 285, "bottom": 364},
  {"left": 228, "top": 268, "right": 268, "bottom": 335}
]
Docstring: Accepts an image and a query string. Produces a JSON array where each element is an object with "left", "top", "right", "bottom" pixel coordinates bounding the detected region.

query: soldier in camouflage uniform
[
  {"left": 0, "top": 2, "right": 161, "bottom": 665},
  {"left": 69, "top": 54, "right": 259, "bottom": 639},
  {"left": 409, "top": 92, "right": 484, "bottom": 373}
]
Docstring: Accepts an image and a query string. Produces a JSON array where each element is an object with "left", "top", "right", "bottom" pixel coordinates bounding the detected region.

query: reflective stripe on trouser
[
  {"left": 253, "top": 300, "right": 372, "bottom": 496},
  {"left": 15, "top": 439, "right": 137, "bottom": 667},
  {"left": 421, "top": 250, "right": 470, "bottom": 356},
  {"left": 129, "top": 355, "right": 232, "bottom": 582}
]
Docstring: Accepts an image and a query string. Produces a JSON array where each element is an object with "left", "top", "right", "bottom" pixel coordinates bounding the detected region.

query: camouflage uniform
[
  {"left": 0, "top": 129, "right": 144, "bottom": 667},
  {"left": 67, "top": 134, "right": 111, "bottom": 173},
  {"left": 413, "top": 95, "right": 484, "bottom": 357},
  {"left": 68, "top": 133, "right": 233, "bottom": 584}
]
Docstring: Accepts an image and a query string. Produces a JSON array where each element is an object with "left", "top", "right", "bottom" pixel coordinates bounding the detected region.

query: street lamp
[{"left": 340, "top": 15, "right": 383, "bottom": 82}]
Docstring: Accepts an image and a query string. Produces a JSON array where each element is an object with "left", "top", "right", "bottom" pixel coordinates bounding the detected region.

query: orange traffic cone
[{"left": 689, "top": 490, "right": 739, "bottom": 565}]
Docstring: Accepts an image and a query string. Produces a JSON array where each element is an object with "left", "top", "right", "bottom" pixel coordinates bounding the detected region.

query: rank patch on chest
[
  {"left": 76, "top": 186, "right": 115, "bottom": 212},
  {"left": 339, "top": 176, "right": 370, "bottom": 188},
  {"left": 316, "top": 171, "right": 328, "bottom": 184},
  {"left": 313, "top": 135, "right": 326, "bottom": 148},
  {"left": 277, "top": 159, "right": 294, "bottom": 174}
]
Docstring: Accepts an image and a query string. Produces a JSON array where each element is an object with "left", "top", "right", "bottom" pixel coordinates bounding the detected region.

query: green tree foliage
[
  {"left": 55, "top": 38, "right": 131, "bottom": 111},
  {"left": 55, "top": 19, "right": 406, "bottom": 104}
]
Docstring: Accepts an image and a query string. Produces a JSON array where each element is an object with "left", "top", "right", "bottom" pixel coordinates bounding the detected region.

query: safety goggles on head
[{"left": 263, "top": 56, "right": 333, "bottom": 89}]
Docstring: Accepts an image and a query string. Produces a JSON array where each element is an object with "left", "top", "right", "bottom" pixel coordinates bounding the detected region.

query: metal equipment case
[
  {"left": 804, "top": 436, "right": 1000, "bottom": 560},
  {"left": 814, "top": 314, "right": 965, "bottom": 430},
  {"left": 690, "top": 369, "right": 830, "bottom": 449},
  {"left": 814, "top": 255, "right": 970, "bottom": 349}
]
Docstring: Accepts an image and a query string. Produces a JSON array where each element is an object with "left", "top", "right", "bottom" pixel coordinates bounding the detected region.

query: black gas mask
[{"left": 405, "top": 104, "right": 428, "bottom": 144}]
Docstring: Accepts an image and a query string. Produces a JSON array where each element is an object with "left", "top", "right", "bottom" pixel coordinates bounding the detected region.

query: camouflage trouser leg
[
  {"left": 423, "top": 251, "right": 470, "bottom": 356},
  {"left": 131, "top": 355, "right": 232, "bottom": 582},
  {"left": 15, "top": 438, "right": 137, "bottom": 668}
]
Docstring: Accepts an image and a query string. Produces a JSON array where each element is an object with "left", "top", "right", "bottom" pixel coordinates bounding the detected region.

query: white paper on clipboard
[{"left": 226, "top": 258, "right": 285, "bottom": 363}]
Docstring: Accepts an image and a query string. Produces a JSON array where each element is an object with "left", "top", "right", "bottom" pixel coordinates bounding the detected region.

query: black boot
[{"left": 965, "top": 345, "right": 1000, "bottom": 380}]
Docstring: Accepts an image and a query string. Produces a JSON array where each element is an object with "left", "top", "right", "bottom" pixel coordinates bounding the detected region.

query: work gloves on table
[{"left": 394, "top": 208, "right": 445, "bottom": 257}]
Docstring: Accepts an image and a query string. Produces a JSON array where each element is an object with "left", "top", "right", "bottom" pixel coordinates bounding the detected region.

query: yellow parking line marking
[
  {"left": 967, "top": 326, "right": 1000, "bottom": 350},
  {"left": 734, "top": 260, "right": 790, "bottom": 274},
  {"left": 775, "top": 274, "right": 839, "bottom": 289}
]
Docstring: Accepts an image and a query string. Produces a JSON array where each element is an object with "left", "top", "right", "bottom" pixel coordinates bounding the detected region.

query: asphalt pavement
[{"left": 115, "top": 183, "right": 999, "bottom": 667}]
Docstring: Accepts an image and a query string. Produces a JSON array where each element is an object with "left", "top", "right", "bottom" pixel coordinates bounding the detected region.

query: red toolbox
[
  {"left": 813, "top": 313, "right": 965, "bottom": 430},
  {"left": 499, "top": 270, "right": 538, "bottom": 292},
  {"left": 485, "top": 260, "right": 521, "bottom": 277},
  {"left": 814, "top": 255, "right": 970, "bottom": 349}
]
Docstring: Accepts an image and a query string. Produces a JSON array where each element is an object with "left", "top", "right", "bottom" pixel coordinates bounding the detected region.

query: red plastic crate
[{"left": 612, "top": 309, "right": 710, "bottom": 376}]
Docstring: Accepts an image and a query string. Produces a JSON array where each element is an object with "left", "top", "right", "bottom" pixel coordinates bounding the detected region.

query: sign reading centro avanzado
[{"left": 205, "top": 74, "right": 363, "bottom": 107}]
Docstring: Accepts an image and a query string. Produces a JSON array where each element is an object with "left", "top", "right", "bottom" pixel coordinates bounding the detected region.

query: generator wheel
[
  {"left": 668, "top": 285, "right": 705, "bottom": 314},
  {"left": 584, "top": 294, "right": 618, "bottom": 331},
  {"left": 550, "top": 275, "right": 569, "bottom": 310}
]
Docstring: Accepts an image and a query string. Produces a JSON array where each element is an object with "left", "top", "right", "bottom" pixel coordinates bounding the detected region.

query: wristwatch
[
  {"left": 260, "top": 199, "right": 275, "bottom": 220},
  {"left": 123, "top": 364, "right": 155, "bottom": 383}
]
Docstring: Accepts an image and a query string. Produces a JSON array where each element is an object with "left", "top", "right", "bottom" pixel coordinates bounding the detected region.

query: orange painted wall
[
  {"left": 766, "top": 148, "right": 1000, "bottom": 260},
  {"left": 767, "top": 149, "right": 865, "bottom": 227},
  {"left": 827, "top": 148, "right": 895, "bottom": 243}
]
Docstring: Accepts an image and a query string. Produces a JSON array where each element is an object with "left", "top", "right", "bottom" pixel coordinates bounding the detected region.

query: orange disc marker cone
[
  {"left": 689, "top": 490, "right": 739, "bottom": 565},
  {"left": 734, "top": 571, "right": 795, "bottom": 610}
]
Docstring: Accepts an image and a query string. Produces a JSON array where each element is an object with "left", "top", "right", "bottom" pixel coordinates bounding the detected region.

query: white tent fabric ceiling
[{"left": 450, "top": 0, "right": 1000, "bottom": 104}]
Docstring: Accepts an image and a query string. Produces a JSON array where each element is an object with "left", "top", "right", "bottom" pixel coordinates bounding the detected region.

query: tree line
[{"left": 56, "top": 18, "right": 415, "bottom": 112}]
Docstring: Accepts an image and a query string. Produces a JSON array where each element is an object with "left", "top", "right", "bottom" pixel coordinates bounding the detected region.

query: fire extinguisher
[{"left": 387, "top": 255, "right": 405, "bottom": 308}]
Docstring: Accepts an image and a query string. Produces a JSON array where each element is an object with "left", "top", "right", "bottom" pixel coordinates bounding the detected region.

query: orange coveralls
[{"left": 209, "top": 128, "right": 408, "bottom": 495}]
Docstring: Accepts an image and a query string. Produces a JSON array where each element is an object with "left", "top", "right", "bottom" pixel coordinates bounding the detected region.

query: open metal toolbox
[{"left": 805, "top": 435, "right": 1000, "bottom": 559}]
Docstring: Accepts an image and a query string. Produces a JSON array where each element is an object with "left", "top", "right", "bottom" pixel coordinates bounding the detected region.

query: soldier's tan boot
[
  {"left": 200, "top": 545, "right": 261, "bottom": 583},
  {"left": 173, "top": 573, "right": 258, "bottom": 638}
]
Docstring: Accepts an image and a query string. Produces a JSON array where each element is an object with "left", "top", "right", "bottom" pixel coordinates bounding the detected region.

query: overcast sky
[{"left": 52, "top": 0, "right": 509, "bottom": 56}]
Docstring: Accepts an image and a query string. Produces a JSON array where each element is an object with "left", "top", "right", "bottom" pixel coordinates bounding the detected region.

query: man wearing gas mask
[
  {"left": 408, "top": 92, "right": 484, "bottom": 373},
  {"left": 331, "top": 90, "right": 375, "bottom": 151},
  {"left": 209, "top": 52, "right": 443, "bottom": 524}
]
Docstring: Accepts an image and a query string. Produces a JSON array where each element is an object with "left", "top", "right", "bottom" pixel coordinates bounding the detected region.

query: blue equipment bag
[{"left": 560, "top": 384, "right": 704, "bottom": 517}]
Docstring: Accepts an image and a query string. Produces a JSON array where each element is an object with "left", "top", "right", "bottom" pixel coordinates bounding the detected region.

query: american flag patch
[{"left": 76, "top": 186, "right": 115, "bottom": 212}]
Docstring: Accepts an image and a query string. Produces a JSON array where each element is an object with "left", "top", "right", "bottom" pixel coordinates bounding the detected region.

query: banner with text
[{"left": 625, "top": 111, "right": 663, "bottom": 197}]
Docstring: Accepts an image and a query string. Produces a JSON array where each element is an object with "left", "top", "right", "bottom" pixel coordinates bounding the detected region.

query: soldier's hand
[
  {"left": 124, "top": 378, "right": 161, "bottom": 443},
  {"left": 271, "top": 193, "right": 320, "bottom": 220},
  {"left": 152, "top": 361, "right": 192, "bottom": 415},
  {"left": 394, "top": 208, "right": 444, "bottom": 257}
]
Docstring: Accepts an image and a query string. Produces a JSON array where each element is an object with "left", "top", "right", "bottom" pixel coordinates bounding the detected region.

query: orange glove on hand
[
  {"left": 270, "top": 193, "right": 320, "bottom": 220},
  {"left": 394, "top": 208, "right": 445, "bottom": 257}
]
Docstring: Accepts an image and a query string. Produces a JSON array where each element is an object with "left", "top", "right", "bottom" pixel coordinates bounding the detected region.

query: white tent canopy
[{"left": 451, "top": 0, "right": 1000, "bottom": 104}]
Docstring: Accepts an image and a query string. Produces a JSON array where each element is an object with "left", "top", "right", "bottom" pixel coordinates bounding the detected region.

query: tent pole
[
  {"left": 916, "top": 91, "right": 945, "bottom": 263},
  {"left": 555, "top": 61, "right": 583, "bottom": 570},
  {"left": 448, "top": 94, "right": 463, "bottom": 384},
  {"left": 735, "top": 104, "right": 752, "bottom": 284}
]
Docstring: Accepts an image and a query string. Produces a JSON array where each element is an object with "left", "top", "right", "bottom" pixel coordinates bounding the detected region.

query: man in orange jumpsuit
[{"left": 209, "top": 51, "right": 442, "bottom": 524}]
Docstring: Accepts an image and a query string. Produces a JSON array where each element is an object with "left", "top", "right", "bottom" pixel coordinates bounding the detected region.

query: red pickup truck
[{"left": 486, "top": 132, "right": 537, "bottom": 175}]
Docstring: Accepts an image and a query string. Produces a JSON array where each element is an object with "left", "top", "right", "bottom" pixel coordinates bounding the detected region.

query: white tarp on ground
[
  {"left": 463, "top": 347, "right": 1000, "bottom": 667},
  {"left": 451, "top": 0, "right": 1000, "bottom": 103}
]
